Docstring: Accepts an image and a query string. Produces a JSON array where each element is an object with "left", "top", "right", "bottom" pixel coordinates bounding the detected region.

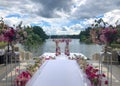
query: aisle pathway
[
  {"left": 1, "top": 59, "right": 120, "bottom": 86},
  {"left": 26, "top": 59, "right": 90, "bottom": 86}
]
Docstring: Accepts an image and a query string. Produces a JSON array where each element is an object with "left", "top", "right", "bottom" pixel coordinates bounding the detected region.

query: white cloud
[
  {"left": 42, "top": 23, "right": 82, "bottom": 35},
  {"left": 103, "top": 10, "right": 120, "bottom": 26},
  {"left": 0, "top": 0, "right": 120, "bottom": 35},
  {"left": 70, "top": 24, "right": 83, "bottom": 30}
]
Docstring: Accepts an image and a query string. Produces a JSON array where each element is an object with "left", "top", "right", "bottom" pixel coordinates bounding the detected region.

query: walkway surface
[
  {"left": 27, "top": 59, "right": 90, "bottom": 86},
  {"left": 0, "top": 60, "right": 120, "bottom": 86}
]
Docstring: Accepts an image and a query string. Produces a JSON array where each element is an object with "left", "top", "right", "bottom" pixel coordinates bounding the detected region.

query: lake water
[{"left": 26, "top": 39, "right": 102, "bottom": 59}]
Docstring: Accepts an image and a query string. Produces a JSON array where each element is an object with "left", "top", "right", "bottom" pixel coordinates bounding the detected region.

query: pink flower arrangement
[
  {"left": 45, "top": 56, "right": 53, "bottom": 60},
  {"left": 90, "top": 27, "right": 117, "bottom": 45},
  {"left": 64, "top": 39, "right": 71, "bottom": 56},
  {"left": 2, "top": 27, "right": 15, "bottom": 42},
  {"left": 14, "top": 71, "right": 31, "bottom": 86},
  {"left": 85, "top": 64, "right": 108, "bottom": 86},
  {"left": 55, "top": 46, "right": 61, "bottom": 56},
  {"left": 90, "top": 19, "right": 118, "bottom": 45},
  {"left": 0, "top": 18, "right": 27, "bottom": 44},
  {"left": 65, "top": 46, "right": 70, "bottom": 56},
  {"left": 53, "top": 39, "right": 71, "bottom": 56}
]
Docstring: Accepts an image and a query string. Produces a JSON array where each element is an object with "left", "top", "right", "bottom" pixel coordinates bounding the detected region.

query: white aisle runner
[{"left": 26, "top": 59, "right": 90, "bottom": 86}]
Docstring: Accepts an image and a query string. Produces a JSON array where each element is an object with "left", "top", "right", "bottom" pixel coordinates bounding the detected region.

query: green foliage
[
  {"left": 49, "top": 35, "right": 79, "bottom": 39},
  {"left": 32, "top": 26, "right": 48, "bottom": 40},
  {"left": 111, "top": 44, "right": 120, "bottom": 48},
  {"left": 0, "top": 41, "right": 7, "bottom": 48},
  {"left": 79, "top": 27, "right": 92, "bottom": 43},
  {"left": 23, "top": 26, "right": 48, "bottom": 50},
  {"left": 116, "top": 25, "right": 120, "bottom": 37}
]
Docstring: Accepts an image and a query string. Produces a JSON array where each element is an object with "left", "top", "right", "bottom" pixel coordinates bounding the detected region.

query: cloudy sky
[{"left": 0, "top": 0, "right": 120, "bottom": 35}]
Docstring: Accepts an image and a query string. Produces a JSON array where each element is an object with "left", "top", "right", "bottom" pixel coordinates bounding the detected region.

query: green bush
[
  {"left": 110, "top": 44, "right": 120, "bottom": 48},
  {"left": 0, "top": 41, "right": 7, "bottom": 48}
]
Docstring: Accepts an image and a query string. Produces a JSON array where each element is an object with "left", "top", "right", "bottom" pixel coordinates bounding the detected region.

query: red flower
[
  {"left": 85, "top": 64, "right": 108, "bottom": 86},
  {"left": 90, "top": 73, "right": 96, "bottom": 79},
  {"left": 15, "top": 71, "right": 31, "bottom": 86},
  {"left": 93, "top": 69, "right": 99, "bottom": 73},
  {"left": 102, "top": 73, "right": 106, "bottom": 77},
  {"left": 105, "top": 80, "right": 108, "bottom": 85}
]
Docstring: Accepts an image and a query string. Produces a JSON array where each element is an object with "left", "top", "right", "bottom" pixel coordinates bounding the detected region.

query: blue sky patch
[
  {"left": 30, "top": 21, "right": 51, "bottom": 27},
  {"left": 6, "top": 14, "right": 21, "bottom": 18},
  {"left": 22, "top": 15, "right": 29, "bottom": 18},
  {"left": 66, "top": 20, "right": 80, "bottom": 26},
  {"left": 96, "top": 15, "right": 104, "bottom": 18},
  {"left": 30, "top": 23, "right": 41, "bottom": 26},
  {"left": 0, "top": 6, "right": 5, "bottom": 10},
  {"left": 40, "top": 21, "right": 51, "bottom": 27}
]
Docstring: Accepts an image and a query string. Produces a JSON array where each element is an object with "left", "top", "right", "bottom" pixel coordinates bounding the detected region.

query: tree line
[{"left": 49, "top": 35, "right": 79, "bottom": 39}]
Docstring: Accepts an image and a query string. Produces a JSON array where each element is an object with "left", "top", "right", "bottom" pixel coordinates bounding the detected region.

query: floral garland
[
  {"left": 14, "top": 71, "right": 31, "bottom": 86},
  {"left": 75, "top": 54, "right": 108, "bottom": 86},
  {"left": 90, "top": 19, "right": 118, "bottom": 46},
  {"left": 85, "top": 64, "right": 108, "bottom": 86},
  {"left": 0, "top": 18, "right": 28, "bottom": 86},
  {"left": 53, "top": 39, "right": 61, "bottom": 56},
  {"left": 64, "top": 46, "right": 69, "bottom": 56},
  {"left": 90, "top": 27, "right": 117, "bottom": 45},
  {"left": 53, "top": 39, "right": 71, "bottom": 56},
  {"left": 56, "top": 46, "right": 61, "bottom": 56},
  {"left": 0, "top": 18, "right": 27, "bottom": 46},
  {"left": 64, "top": 39, "right": 71, "bottom": 56}
]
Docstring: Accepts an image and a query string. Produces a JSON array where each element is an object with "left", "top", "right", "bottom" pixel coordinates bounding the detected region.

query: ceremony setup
[
  {"left": 26, "top": 39, "right": 110, "bottom": 86},
  {"left": 1, "top": 0, "right": 120, "bottom": 86},
  {"left": 0, "top": 36, "right": 113, "bottom": 86},
  {"left": 0, "top": 16, "right": 120, "bottom": 86},
  {"left": 1, "top": 37, "right": 113, "bottom": 86}
]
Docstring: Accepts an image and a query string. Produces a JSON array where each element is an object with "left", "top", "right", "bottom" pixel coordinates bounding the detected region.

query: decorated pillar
[
  {"left": 53, "top": 39, "right": 61, "bottom": 56},
  {"left": 53, "top": 39, "right": 71, "bottom": 56},
  {"left": 65, "top": 39, "right": 71, "bottom": 56}
]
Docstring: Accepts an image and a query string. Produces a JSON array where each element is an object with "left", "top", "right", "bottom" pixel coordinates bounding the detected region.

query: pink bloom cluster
[
  {"left": 53, "top": 39, "right": 71, "bottom": 56},
  {"left": 45, "top": 56, "right": 54, "bottom": 60},
  {"left": 14, "top": 71, "right": 31, "bottom": 86},
  {"left": 52, "top": 39, "right": 71, "bottom": 43},
  {"left": 90, "top": 28, "right": 117, "bottom": 45},
  {"left": 0, "top": 28, "right": 27, "bottom": 43},
  {"left": 85, "top": 64, "right": 108, "bottom": 86},
  {"left": 0, "top": 20, "right": 27, "bottom": 44},
  {"left": 0, "top": 27, "right": 15, "bottom": 42},
  {"left": 65, "top": 47, "right": 70, "bottom": 56},
  {"left": 56, "top": 46, "right": 61, "bottom": 56},
  {"left": 99, "top": 28, "right": 117, "bottom": 44}
]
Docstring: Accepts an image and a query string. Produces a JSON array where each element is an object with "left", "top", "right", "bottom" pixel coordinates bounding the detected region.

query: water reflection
[{"left": 24, "top": 39, "right": 102, "bottom": 59}]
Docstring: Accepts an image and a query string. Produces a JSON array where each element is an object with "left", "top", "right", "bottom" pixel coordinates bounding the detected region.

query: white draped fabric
[
  {"left": 40, "top": 53, "right": 88, "bottom": 60},
  {"left": 26, "top": 59, "right": 90, "bottom": 86}
]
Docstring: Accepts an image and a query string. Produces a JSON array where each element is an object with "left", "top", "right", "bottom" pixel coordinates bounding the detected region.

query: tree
[
  {"left": 22, "top": 26, "right": 41, "bottom": 50},
  {"left": 79, "top": 27, "right": 92, "bottom": 43},
  {"left": 32, "top": 26, "right": 48, "bottom": 41}
]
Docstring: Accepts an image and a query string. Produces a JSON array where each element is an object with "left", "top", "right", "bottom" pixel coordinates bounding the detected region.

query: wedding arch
[{"left": 53, "top": 39, "right": 71, "bottom": 56}]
